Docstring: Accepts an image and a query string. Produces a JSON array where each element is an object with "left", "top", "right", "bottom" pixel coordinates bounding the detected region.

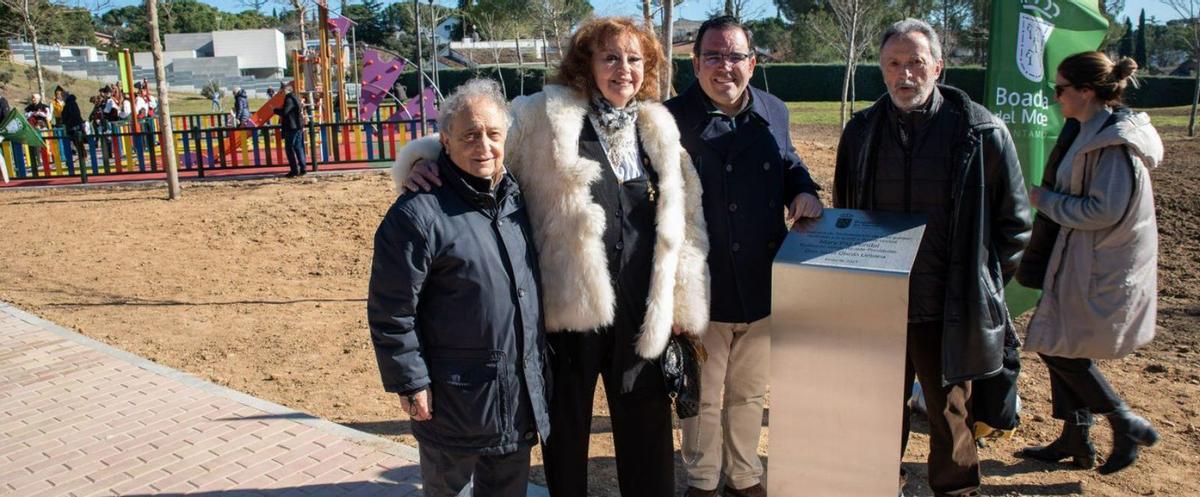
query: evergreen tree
[
  {"left": 1118, "top": 17, "right": 1133, "bottom": 58},
  {"left": 1136, "top": 9, "right": 1148, "bottom": 69}
]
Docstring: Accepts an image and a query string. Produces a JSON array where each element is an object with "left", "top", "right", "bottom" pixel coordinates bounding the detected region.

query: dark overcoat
[
  {"left": 665, "top": 83, "right": 819, "bottom": 324},
  {"left": 834, "top": 85, "right": 1032, "bottom": 385},
  {"left": 368, "top": 155, "right": 551, "bottom": 455}
]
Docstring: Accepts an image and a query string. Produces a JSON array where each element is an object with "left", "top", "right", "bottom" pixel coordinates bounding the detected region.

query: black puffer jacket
[
  {"left": 368, "top": 154, "right": 551, "bottom": 455},
  {"left": 834, "top": 85, "right": 1032, "bottom": 385}
]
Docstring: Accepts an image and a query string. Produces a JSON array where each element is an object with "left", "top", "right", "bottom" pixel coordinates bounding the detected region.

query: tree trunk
[
  {"left": 1190, "top": 61, "right": 1199, "bottom": 137},
  {"left": 660, "top": 0, "right": 674, "bottom": 99},
  {"left": 291, "top": 0, "right": 308, "bottom": 50},
  {"left": 25, "top": 0, "right": 45, "bottom": 100},
  {"left": 493, "top": 45, "right": 506, "bottom": 97},
  {"left": 839, "top": 21, "right": 855, "bottom": 128},
  {"left": 148, "top": 0, "right": 180, "bottom": 199},
  {"left": 517, "top": 36, "right": 525, "bottom": 95},
  {"left": 642, "top": 0, "right": 654, "bottom": 31},
  {"left": 414, "top": 0, "right": 427, "bottom": 134},
  {"left": 551, "top": 17, "right": 564, "bottom": 63},
  {"left": 725, "top": 0, "right": 734, "bottom": 17}
]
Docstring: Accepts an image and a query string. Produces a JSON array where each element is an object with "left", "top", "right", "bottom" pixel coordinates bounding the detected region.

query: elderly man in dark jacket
[
  {"left": 834, "top": 19, "right": 1030, "bottom": 497},
  {"left": 368, "top": 79, "right": 550, "bottom": 497},
  {"left": 665, "top": 16, "right": 822, "bottom": 497}
]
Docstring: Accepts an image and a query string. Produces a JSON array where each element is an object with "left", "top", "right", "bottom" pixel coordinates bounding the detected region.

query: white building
[{"left": 133, "top": 29, "right": 287, "bottom": 80}]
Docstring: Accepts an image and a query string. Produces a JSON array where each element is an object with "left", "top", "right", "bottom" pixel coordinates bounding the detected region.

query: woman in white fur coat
[{"left": 393, "top": 17, "right": 709, "bottom": 497}]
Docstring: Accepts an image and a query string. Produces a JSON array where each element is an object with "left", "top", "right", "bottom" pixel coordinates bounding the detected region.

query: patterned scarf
[
  {"left": 589, "top": 95, "right": 639, "bottom": 179},
  {"left": 589, "top": 95, "right": 639, "bottom": 134}
]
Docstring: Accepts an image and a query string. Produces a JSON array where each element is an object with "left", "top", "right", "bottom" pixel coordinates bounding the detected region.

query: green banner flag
[
  {"left": 0, "top": 109, "right": 46, "bottom": 149},
  {"left": 985, "top": 0, "right": 1109, "bottom": 315}
]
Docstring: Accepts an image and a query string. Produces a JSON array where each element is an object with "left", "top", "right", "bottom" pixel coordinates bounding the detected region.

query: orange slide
[{"left": 221, "top": 87, "right": 289, "bottom": 157}]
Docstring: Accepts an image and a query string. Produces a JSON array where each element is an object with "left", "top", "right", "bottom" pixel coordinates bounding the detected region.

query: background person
[
  {"left": 1018, "top": 52, "right": 1162, "bottom": 476},
  {"left": 24, "top": 94, "right": 51, "bottom": 129},
  {"left": 52, "top": 86, "right": 65, "bottom": 125},
  {"left": 274, "top": 81, "right": 307, "bottom": 177},
  {"left": 233, "top": 86, "right": 251, "bottom": 126},
  {"left": 60, "top": 92, "right": 87, "bottom": 162}
]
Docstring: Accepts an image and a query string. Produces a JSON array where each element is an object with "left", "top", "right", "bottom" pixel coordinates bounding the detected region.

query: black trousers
[
  {"left": 900, "top": 321, "right": 980, "bottom": 497},
  {"left": 418, "top": 443, "right": 531, "bottom": 497},
  {"left": 1039, "top": 353, "right": 1123, "bottom": 425},
  {"left": 542, "top": 329, "right": 675, "bottom": 497}
]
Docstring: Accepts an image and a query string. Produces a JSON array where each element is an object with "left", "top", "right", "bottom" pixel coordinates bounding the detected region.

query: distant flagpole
[{"left": 985, "top": 0, "right": 1109, "bottom": 314}]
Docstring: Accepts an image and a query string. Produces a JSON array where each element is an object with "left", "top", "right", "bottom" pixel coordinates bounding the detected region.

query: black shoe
[
  {"left": 1019, "top": 421, "right": 1097, "bottom": 469},
  {"left": 285, "top": 172, "right": 297, "bottom": 178},
  {"left": 298, "top": 169, "right": 307, "bottom": 176},
  {"left": 683, "top": 487, "right": 719, "bottom": 497},
  {"left": 1098, "top": 408, "right": 1159, "bottom": 475}
]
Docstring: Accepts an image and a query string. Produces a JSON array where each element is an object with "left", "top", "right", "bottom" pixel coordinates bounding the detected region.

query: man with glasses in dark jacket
[
  {"left": 665, "top": 16, "right": 823, "bottom": 497},
  {"left": 833, "top": 19, "right": 1031, "bottom": 497},
  {"left": 368, "top": 79, "right": 550, "bottom": 497}
]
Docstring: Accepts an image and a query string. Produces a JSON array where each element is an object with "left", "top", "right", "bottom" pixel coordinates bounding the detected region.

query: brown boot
[
  {"left": 684, "top": 487, "right": 720, "bottom": 497},
  {"left": 723, "top": 483, "right": 766, "bottom": 497}
]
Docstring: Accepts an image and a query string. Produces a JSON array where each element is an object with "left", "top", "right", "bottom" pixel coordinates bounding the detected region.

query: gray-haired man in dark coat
[
  {"left": 834, "top": 19, "right": 1031, "bottom": 497},
  {"left": 368, "top": 79, "right": 550, "bottom": 497}
]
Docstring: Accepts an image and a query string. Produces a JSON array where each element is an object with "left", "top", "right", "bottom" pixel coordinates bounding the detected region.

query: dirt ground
[{"left": 2, "top": 117, "right": 1198, "bottom": 497}]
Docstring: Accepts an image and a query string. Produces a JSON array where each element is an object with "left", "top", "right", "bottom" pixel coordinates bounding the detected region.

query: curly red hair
[{"left": 554, "top": 17, "right": 664, "bottom": 102}]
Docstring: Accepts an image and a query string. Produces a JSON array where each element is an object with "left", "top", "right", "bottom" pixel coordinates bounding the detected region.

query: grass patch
[{"left": 786, "top": 101, "right": 876, "bottom": 126}]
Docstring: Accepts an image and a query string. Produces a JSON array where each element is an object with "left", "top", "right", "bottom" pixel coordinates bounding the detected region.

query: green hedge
[{"left": 399, "top": 63, "right": 1191, "bottom": 108}]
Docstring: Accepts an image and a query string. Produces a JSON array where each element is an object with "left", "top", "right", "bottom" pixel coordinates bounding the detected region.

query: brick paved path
[{"left": 0, "top": 302, "right": 547, "bottom": 497}]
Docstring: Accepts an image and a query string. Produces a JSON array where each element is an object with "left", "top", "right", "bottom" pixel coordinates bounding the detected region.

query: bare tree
[
  {"left": 237, "top": 0, "right": 270, "bottom": 12},
  {"left": 535, "top": 0, "right": 566, "bottom": 61},
  {"left": 660, "top": 0, "right": 676, "bottom": 99},
  {"left": 930, "top": 0, "right": 973, "bottom": 62},
  {"left": 1164, "top": 0, "right": 1200, "bottom": 136},
  {"left": 470, "top": 10, "right": 509, "bottom": 96},
  {"left": 707, "top": 0, "right": 762, "bottom": 20},
  {"left": 283, "top": 0, "right": 308, "bottom": 49},
  {"left": 147, "top": 0, "right": 180, "bottom": 198},
  {"left": 643, "top": 0, "right": 655, "bottom": 31},
  {"left": 812, "top": 0, "right": 887, "bottom": 127},
  {"left": 0, "top": 0, "right": 58, "bottom": 99}
]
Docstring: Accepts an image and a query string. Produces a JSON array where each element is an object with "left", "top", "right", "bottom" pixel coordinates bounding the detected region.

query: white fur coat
[{"left": 392, "top": 85, "right": 709, "bottom": 358}]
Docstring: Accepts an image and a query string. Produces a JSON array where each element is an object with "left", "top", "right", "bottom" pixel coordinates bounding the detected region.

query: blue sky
[{"left": 108, "top": 0, "right": 1184, "bottom": 24}]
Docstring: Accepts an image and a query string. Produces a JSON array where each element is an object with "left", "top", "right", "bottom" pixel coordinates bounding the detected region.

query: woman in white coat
[
  {"left": 1019, "top": 52, "right": 1162, "bottom": 475},
  {"left": 393, "top": 17, "right": 709, "bottom": 497}
]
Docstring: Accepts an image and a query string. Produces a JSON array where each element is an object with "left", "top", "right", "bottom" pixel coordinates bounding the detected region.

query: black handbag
[{"left": 662, "top": 334, "right": 705, "bottom": 419}]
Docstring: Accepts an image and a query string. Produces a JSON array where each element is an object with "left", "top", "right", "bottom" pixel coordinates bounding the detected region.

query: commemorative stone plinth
[{"left": 769, "top": 208, "right": 926, "bottom": 496}]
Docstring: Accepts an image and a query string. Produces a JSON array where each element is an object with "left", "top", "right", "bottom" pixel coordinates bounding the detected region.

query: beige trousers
[{"left": 680, "top": 318, "right": 771, "bottom": 490}]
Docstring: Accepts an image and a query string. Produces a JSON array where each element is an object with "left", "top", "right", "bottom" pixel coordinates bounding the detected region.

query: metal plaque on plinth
[{"left": 769, "top": 208, "right": 926, "bottom": 496}]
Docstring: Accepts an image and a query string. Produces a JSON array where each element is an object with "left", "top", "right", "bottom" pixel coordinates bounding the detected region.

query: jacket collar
[
  {"left": 1074, "top": 107, "right": 1163, "bottom": 168},
  {"left": 437, "top": 151, "right": 518, "bottom": 217},
  {"left": 681, "top": 82, "right": 771, "bottom": 130},
  {"left": 679, "top": 82, "right": 771, "bottom": 158}
]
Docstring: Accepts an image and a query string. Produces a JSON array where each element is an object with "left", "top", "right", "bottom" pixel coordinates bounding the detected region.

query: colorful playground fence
[{"left": 1, "top": 114, "right": 436, "bottom": 183}]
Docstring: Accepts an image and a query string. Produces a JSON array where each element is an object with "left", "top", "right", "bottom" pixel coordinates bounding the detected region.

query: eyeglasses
[
  {"left": 700, "top": 51, "right": 751, "bottom": 67},
  {"left": 1054, "top": 83, "right": 1087, "bottom": 96}
]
